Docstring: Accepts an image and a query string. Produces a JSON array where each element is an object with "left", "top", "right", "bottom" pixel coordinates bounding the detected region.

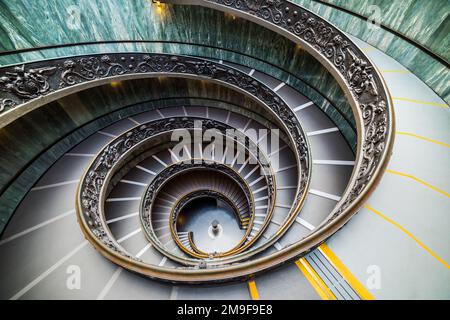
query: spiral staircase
[{"left": 0, "top": 0, "right": 448, "bottom": 300}]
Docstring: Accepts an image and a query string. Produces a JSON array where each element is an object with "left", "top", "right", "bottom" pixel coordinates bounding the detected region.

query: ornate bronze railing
[{"left": 0, "top": 0, "right": 394, "bottom": 280}]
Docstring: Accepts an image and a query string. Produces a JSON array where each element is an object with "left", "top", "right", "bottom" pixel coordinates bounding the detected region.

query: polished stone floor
[{"left": 178, "top": 197, "right": 245, "bottom": 253}]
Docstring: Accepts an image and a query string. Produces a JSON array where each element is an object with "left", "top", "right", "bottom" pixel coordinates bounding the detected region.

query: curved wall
[{"left": 0, "top": 1, "right": 354, "bottom": 130}]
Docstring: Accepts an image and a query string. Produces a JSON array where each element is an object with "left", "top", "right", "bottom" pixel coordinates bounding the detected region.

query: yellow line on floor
[
  {"left": 364, "top": 204, "right": 450, "bottom": 269},
  {"left": 248, "top": 280, "right": 260, "bottom": 300},
  {"left": 386, "top": 169, "right": 450, "bottom": 198},
  {"left": 361, "top": 47, "right": 376, "bottom": 53},
  {"left": 393, "top": 97, "right": 449, "bottom": 108},
  {"left": 381, "top": 70, "right": 410, "bottom": 74},
  {"left": 295, "top": 258, "right": 337, "bottom": 300},
  {"left": 396, "top": 132, "right": 450, "bottom": 148},
  {"left": 318, "top": 244, "right": 374, "bottom": 300}
]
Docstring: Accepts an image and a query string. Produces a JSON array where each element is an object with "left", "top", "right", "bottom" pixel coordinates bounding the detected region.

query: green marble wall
[
  {"left": 310, "top": 0, "right": 450, "bottom": 61},
  {"left": 293, "top": 0, "right": 450, "bottom": 104}
]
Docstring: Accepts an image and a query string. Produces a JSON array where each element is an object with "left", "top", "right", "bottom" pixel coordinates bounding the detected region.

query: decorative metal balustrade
[{"left": 0, "top": 0, "right": 394, "bottom": 282}]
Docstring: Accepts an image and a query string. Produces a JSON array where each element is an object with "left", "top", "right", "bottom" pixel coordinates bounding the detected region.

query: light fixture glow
[{"left": 156, "top": 1, "right": 163, "bottom": 14}]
